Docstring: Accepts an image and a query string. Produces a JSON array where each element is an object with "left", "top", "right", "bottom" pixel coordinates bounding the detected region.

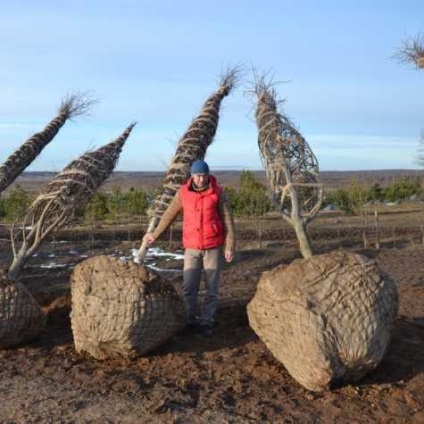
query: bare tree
[
  {"left": 7, "top": 123, "right": 136, "bottom": 280},
  {"left": 395, "top": 34, "right": 424, "bottom": 69},
  {"left": 248, "top": 78, "right": 397, "bottom": 393},
  {"left": 134, "top": 67, "right": 240, "bottom": 262},
  {"left": 415, "top": 130, "right": 424, "bottom": 167},
  {"left": 253, "top": 77, "right": 322, "bottom": 258},
  {"left": 0, "top": 92, "right": 97, "bottom": 194}
]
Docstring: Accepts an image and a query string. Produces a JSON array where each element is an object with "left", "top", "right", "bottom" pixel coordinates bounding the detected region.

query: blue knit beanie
[{"left": 190, "top": 159, "right": 209, "bottom": 175}]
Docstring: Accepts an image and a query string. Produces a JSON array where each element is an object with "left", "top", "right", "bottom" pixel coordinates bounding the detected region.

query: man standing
[{"left": 143, "top": 159, "right": 235, "bottom": 336}]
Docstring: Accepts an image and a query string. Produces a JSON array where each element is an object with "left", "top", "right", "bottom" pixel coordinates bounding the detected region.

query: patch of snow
[
  {"left": 39, "top": 262, "right": 68, "bottom": 269},
  {"left": 385, "top": 200, "right": 400, "bottom": 206},
  {"left": 146, "top": 264, "right": 181, "bottom": 273},
  {"left": 131, "top": 247, "right": 184, "bottom": 261}
]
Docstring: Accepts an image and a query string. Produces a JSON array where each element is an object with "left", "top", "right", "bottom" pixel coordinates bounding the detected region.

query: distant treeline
[
  {"left": 325, "top": 175, "right": 423, "bottom": 215},
  {"left": 1, "top": 172, "right": 423, "bottom": 222},
  {"left": 0, "top": 171, "right": 274, "bottom": 224},
  {"left": 8, "top": 169, "right": 424, "bottom": 194}
]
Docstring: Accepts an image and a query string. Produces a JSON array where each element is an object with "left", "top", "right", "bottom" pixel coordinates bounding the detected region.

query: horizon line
[{"left": 17, "top": 168, "right": 424, "bottom": 175}]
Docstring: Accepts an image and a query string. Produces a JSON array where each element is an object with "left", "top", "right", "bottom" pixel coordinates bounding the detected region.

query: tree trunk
[
  {"left": 7, "top": 250, "right": 28, "bottom": 281},
  {"left": 292, "top": 219, "right": 312, "bottom": 259}
]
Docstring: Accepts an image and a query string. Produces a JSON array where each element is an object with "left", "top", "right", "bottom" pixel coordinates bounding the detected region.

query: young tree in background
[
  {"left": 107, "top": 187, "right": 125, "bottom": 227},
  {"left": 124, "top": 187, "right": 148, "bottom": 223},
  {"left": 416, "top": 131, "right": 424, "bottom": 167},
  {"left": 395, "top": 35, "right": 424, "bottom": 171},
  {"left": 84, "top": 192, "right": 108, "bottom": 228},
  {"left": 396, "top": 34, "right": 424, "bottom": 69},
  {"left": 232, "top": 170, "right": 272, "bottom": 217},
  {"left": 3, "top": 186, "right": 32, "bottom": 222}
]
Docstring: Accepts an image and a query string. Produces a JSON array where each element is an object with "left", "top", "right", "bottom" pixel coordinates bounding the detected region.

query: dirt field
[{"left": 0, "top": 207, "right": 423, "bottom": 423}]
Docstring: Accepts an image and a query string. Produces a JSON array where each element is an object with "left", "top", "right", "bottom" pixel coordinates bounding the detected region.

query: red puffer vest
[{"left": 179, "top": 175, "right": 225, "bottom": 250}]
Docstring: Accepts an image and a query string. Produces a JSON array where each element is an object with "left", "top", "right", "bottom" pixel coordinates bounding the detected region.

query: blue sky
[{"left": 0, "top": 0, "right": 423, "bottom": 172}]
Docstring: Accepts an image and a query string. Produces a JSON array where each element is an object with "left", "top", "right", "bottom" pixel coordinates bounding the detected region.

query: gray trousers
[{"left": 183, "top": 247, "right": 223, "bottom": 326}]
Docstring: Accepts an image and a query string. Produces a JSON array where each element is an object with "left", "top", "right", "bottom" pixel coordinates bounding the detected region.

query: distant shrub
[
  {"left": 325, "top": 180, "right": 370, "bottom": 215},
  {"left": 123, "top": 187, "right": 149, "bottom": 220},
  {"left": 1, "top": 186, "right": 32, "bottom": 221},
  {"left": 0, "top": 197, "right": 5, "bottom": 219},
  {"left": 229, "top": 170, "right": 273, "bottom": 217},
  {"left": 84, "top": 192, "right": 109, "bottom": 227},
  {"left": 324, "top": 175, "right": 423, "bottom": 215},
  {"left": 382, "top": 176, "right": 422, "bottom": 202},
  {"left": 82, "top": 187, "right": 150, "bottom": 225}
]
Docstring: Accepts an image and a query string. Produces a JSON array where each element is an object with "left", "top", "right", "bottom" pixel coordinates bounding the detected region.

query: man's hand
[
  {"left": 224, "top": 250, "right": 234, "bottom": 263},
  {"left": 143, "top": 232, "right": 156, "bottom": 245}
]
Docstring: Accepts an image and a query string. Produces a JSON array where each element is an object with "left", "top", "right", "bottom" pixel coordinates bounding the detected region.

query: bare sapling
[
  {"left": 247, "top": 75, "right": 398, "bottom": 392},
  {"left": 253, "top": 78, "right": 322, "bottom": 258},
  {"left": 134, "top": 67, "right": 240, "bottom": 263},
  {"left": 7, "top": 123, "right": 136, "bottom": 280},
  {"left": 0, "top": 92, "right": 97, "bottom": 194},
  {"left": 395, "top": 34, "right": 424, "bottom": 69}
]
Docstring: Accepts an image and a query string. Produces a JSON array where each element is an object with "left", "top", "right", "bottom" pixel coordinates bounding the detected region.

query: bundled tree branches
[
  {"left": 254, "top": 78, "right": 322, "bottom": 258},
  {"left": 396, "top": 34, "right": 424, "bottom": 69},
  {"left": 150, "top": 68, "right": 240, "bottom": 219},
  {"left": 0, "top": 92, "right": 97, "bottom": 194},
  {"left": 134, "top": 68, "right": 240, "bottom": 262},
  {"left": 7, "top": 123, "right": 136, "bottom": 280}
]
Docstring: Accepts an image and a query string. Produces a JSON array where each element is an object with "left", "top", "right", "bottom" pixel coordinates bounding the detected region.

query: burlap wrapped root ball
[
  {"left": 247, "top": 251, "right": 398, "bottom": 392},
  {"left": 0, "top": 269, "right": 46, "bottom": 349},
  {"left": 70, "top": 255, "right": 187, "bottom": 360}
]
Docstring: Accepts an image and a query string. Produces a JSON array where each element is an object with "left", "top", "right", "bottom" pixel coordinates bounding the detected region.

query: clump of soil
[
  {"left": 71, "top": 255, "right": 186, "bottom": 359},
  {"left": 0, "top": 268, "right": 46, "bottom": 349},
  {"left": 248, "top": 251, "right": 398, "bottom": 391}
]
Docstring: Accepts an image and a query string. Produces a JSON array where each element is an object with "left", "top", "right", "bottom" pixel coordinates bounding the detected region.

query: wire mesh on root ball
[
  {"left": 0, "top": 269, "right": 46, "bottom": 349},
  {"left": 70, "top": 255, "right": 187, "bottom": 360},
  {"left": 247, "top": 251, "right": 398, "bottom": 392}
]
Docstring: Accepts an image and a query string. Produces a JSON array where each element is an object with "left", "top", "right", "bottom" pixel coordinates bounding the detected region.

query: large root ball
[
  {"left": 0, "top": 269, "right": 46, "bottom": 349},
  {"left": 247, "top": 251, "right": 398, "bottom": 392},
  {"left": 70, "top": 255, "right": 186, "bottom": 360}
]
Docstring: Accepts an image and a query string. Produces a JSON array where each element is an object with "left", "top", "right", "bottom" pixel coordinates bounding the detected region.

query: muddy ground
[{"left": 0, "top": 210, "right": 423, "bottom": 423}]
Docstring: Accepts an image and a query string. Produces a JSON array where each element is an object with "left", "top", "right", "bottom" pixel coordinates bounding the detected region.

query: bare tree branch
[
  {"left": 415, "top": 130, "right": 424, "bottom": 167},
  {"left": 0, "top": 92, "right": 98, "bottom": 194},
  {"left": 7, "top": 122, "right": 136, "bottom": 280},
  {"left": 252, "top": 75, "right": 323, "bottom": 258},
  {"left": 395, "top": 34, "right": 424, "bottom": 69}
]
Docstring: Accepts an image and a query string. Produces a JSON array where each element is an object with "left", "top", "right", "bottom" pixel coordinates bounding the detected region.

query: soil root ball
[
  {"left": 70, "top": 255, "right": 186, "bottom": 360},
  {"left": 247, "top": 251, "right": 399, "bottom": 392},
  {"left": 0, "top": 269, "right": 46, "bottom": 349}
]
